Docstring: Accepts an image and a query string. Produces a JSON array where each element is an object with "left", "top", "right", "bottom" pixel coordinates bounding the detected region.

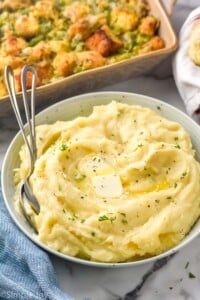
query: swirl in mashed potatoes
[{"left": 15, "top": 101, "right": 200, "bottom": 262}]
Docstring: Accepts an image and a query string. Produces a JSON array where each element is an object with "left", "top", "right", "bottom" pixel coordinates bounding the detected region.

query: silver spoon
[{"left": 4, "top": 65, "right": 40, "bottom": 233}]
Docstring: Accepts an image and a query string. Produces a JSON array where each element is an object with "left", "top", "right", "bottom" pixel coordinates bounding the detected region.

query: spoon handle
[
  {"left": 21, "top": 65, "right": 37, "bottom": 165},
  {"left": 4, "top": 65, "right": 37, "bottom": 173}
]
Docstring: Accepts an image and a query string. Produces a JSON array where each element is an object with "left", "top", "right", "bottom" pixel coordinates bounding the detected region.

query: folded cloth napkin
[
  {"left": 173, "top": 7, "right": 200, "bottom": 117},
  {"left": 0, "top": 179, "right": 72, "bottom": 300}
]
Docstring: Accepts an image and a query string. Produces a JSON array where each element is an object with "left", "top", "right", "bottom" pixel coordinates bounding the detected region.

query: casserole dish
[{"left": 0, "top": 0, "right": 177, "bottom": 116}]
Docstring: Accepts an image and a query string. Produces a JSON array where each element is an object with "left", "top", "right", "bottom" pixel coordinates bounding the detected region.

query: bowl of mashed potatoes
[{"left": 2, "top": 91, "right": 200, "bottom": 267}]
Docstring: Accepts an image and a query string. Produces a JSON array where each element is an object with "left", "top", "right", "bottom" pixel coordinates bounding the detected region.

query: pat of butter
[{"left": 92, "top": 174, "right": 123, "bottom": 197}]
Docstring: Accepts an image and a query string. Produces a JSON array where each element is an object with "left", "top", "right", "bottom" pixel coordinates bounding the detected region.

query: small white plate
[{"left": 2, "top": 91, "right": 200, "bottom": 268}]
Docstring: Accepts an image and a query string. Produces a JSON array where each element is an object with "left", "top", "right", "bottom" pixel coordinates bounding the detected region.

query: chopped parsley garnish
[
  {"left": 174, "top": 144, "right": 181, "bottom": 149},
  {"left": 60, "top": 144, "right": 68, "bottom": 151},
  {"left": 68, "top": 213, "right": 78, "bottom": 221},
  {"left": 188, "top": 272, "right": 196, "bottom": 279},
  {"left": 98, "top": 215, "right": 116, "bottom": 223},
  {"left": 134, "top": 143, "right": 144, "bottom": 151},
  {"left": 121, "top": 219, "right": 128, "bottom": 224},
  {"left": 180, "top": 172, "right": 187, "bottom": 180},
  {"left": 119, "top": 212, "right": 126, "bottom": 217},
  {"left": 75, "top": 174, "right": 86, "bottom": 182},
  {"left": 109, "top": 216, "right": 116, "bottom": 223},
  {"left": 98, "top": 215, "right": 109, "bottom": 221}
]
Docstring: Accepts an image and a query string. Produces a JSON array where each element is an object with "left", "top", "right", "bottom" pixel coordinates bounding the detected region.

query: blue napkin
[{"left": 0, "top": 180, "right": 73, "bottom": 300}]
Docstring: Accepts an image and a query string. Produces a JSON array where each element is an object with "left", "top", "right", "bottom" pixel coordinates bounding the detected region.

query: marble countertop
[{"left": 1, "top": 1, "right": 200, "bottom": 299}]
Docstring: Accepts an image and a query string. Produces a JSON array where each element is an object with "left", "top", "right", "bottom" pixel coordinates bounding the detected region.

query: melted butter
[
  {"left": 127, "top": 178, "right": 171, "bottom": 196},
  {"left": 92, "top": 174, "right": 123, "bottom": 197},
  {"left": 146, "top": 178, "right": 170, "bottom": 193},
  {"left": 95, "top": 166, "right": 115, "bottom": 176},
  {"left": 76, "top": 155, "right": 116, "bottom": 193}
]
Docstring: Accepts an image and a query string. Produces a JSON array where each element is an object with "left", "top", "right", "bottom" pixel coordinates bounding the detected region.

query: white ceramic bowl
[{"left": 2, "top": 91, "right": 200, "bottom": 268}]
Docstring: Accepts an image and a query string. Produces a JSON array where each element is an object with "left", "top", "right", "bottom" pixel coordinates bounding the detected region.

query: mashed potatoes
[{"left": 15, "top": 101, "right": 200, "bottom": 262}]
